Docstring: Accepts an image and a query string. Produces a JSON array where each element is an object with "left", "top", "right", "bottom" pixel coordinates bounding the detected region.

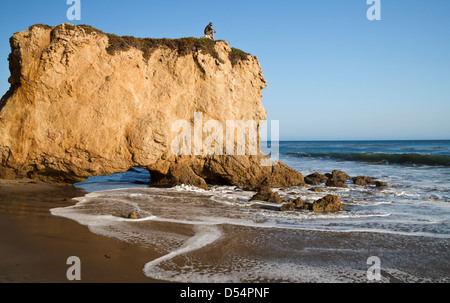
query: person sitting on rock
[{"left": 204, "top": 22, "right": 216, "bottom": 40}]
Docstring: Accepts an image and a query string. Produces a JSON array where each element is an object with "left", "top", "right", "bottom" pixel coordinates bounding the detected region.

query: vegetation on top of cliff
[
  {"left": 106, "top": 34, "right": 251, "bottom": 66},
  {"left": 106, "top": 34, "right": 226, "bottom": 62},
  {"left": 50, "top": 23, "right": 75, "bottom": 34},
  {"left": 229, "top": 47, "right": 250, "bottom": 66},
  {"left": 28, "top": 23, "right": 251, "bottom": 66},
  {"left": 75, "top": 24, "right": 105, "bottom": 35},
  {"left": 28, "top": 24, "right": 53, "bottom": 31},
  {"left": 49, "top": 24, "right": 104, "bottom": 40}
]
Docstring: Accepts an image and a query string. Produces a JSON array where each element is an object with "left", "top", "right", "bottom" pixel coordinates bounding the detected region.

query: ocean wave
[{"left": 285, "top": 152, "right": 450, "bottom": 167}]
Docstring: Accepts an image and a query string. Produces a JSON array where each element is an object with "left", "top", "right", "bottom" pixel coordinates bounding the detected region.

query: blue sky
[{"left": 0, "top": 0, "right": 449, "bottom": 140}]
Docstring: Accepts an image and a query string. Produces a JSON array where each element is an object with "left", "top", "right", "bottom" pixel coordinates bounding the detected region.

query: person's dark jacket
[{"left": 204, "top": 24, "right": 213, "bottom": 34}]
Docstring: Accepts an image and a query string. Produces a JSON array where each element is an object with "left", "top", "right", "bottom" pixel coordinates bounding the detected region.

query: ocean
[{"left": 51, "top": 140, "right": 450, "bottom": 282}]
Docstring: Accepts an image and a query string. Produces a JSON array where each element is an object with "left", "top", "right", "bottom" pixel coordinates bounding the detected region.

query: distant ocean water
[
  {"left": 278, "top": 140, "right": 450, "bottom": 167},
  {"left": 51, "top": 140, "right": 450, "bottom": 282}
]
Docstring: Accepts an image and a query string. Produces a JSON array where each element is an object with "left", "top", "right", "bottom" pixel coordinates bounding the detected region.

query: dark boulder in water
[
  {"left": 325, "top": 178, "right": 348, "bottom": 188},
  {"left": 312, "top": 195, "right": 343, "bottom": 212},
  {"left": 298, "top": 202, "right": 313, "bottom": 210},
  {"left": 278, "top": 202, "right": 296, "bottom": 211},
  {"left": 305, "top": 172, "right": 328, "bottom": 185},
  {"left": 325, "top": 170, "right": 350, "bottom": 188},
  {"left": 309, "top": 187, "right": 325, "bottom": 192},
  {"left": 352, "top": 176, "right": 377, "bottom": 186},
  {"left": 375, "top": 181, "right": 388, "bottom": 188},
  {"left": 292, "top": 197, "right": 305, "bottom": 206},
  {"left": 250, "top": 185, "right": 283, "bottom": 203},
  {"left": 277, "top": 194, "right": 342, "bottom": 213},
  {"left": 329, "top": 170, "right": 351, "bottom": 182}
]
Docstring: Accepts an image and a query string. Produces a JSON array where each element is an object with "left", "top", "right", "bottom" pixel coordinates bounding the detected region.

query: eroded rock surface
[{"left": 0, "top": 23, "right": 304, "bottom": 189}]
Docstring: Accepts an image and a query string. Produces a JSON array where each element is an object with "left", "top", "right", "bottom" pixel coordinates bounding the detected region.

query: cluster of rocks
[
  {"left": 248, "top": 170, "right": 389, "bottom": 213},
  {"left": 150, "top": 156, "right": 306, "bottom": 192},
  {"left": 305, "top": 170, "right": 388, "bottom": 189},
  {"left": 250, "top": 185, "right": 342, "bottom": 213}
]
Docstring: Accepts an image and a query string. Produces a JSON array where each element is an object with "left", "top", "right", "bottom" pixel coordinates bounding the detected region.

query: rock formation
[
  {"left": 311, "top": 195, "right": 342, "bottom": 213},
  {"left": 250, "top": 185, "right": 283, "bottom": 203},
  {"left": 327, "top": 170, "right": 351, "bottom": 183},
  {"left": 324, "top": 170, "right": 350, "bottom": 188},
  {"left": 375, "top": 181, "right": 388, "bottom": 188},
  {"left": 0, "top": 23, "right": 305, "bottom": 189},
  {"left": 304, "top": 172, "right": 328, "bottom": 185},
  {"left": 325, "top": 178, "right": 348, "bottom": 188},
  {"left": 352, "top": 176, "right": 377, "bottom": 186},
  {"left": 278, "top": 202, "right": 296, "bottom": 211}
]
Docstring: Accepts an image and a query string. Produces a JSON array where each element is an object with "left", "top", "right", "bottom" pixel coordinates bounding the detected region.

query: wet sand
[
  {"left": 1, "top": 179, "right": 448, "bottom": 283},
  {"left": 0, "top": 179, "right": 160, "bottom": 283}
]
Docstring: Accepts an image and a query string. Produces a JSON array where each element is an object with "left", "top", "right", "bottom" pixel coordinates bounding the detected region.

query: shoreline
[
  {"left": 1, "top": 179, "right": 448, "bottom": 283},
  {"left": 0, "top": 179, "right": 161, "bottom": 283}
]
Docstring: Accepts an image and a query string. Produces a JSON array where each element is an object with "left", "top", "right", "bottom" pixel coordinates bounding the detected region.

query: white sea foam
[
  {"left": 173, "top": 184, "right": 207, "bottom": 192},
  {"left": 52, "top": 184, "right": 449, "bottom": 241},
  {"left": 143, "top": 224, "right": 222, "bottom": 280},
  {"left": 143, "top": 258, "right": 370, "bottom": 283},
  {"left": 50, "top": 180, "right": 450, "bottom": 283},
  {"left": 346, "top": 200, "right": 393, "bottom": 206},
  {"left": 140, "top": 254, "right": 440, "bottom": 283}
]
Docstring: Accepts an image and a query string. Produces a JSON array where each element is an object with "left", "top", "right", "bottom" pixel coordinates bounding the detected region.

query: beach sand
[
  {"left": 0, "top": 179, "right": 161, "bottom": 283},
  {"left": 1, "top": 179, "right": 448, "bottom": 283}
]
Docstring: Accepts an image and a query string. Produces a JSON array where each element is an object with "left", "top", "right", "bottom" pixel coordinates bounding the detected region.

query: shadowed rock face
[{"left": 0, "top": 23, "right": 304, "bottom": 189}]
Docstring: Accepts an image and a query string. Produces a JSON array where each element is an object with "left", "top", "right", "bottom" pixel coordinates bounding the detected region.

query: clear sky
[{"left": 1, "top": 0, "right": 449, "bottom": 140}]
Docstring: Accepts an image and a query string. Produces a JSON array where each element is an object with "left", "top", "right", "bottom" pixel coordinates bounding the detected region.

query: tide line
[{"left": 143, "top": 224, "right": 222, "bottom": 278}]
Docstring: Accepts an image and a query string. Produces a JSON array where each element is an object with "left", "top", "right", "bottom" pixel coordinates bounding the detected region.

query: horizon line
[{"left": 265, "top": 139, "right": 450, "bottom": 142}]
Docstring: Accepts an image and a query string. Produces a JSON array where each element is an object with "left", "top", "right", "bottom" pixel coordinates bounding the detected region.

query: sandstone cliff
[{"left": 0, "top": 23, "right": 304, "bottom": 189}]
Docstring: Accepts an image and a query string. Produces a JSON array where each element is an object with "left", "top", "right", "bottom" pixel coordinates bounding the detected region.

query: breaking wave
[{"left": 285, "top": 152, "right": 450, "bottom": 167}]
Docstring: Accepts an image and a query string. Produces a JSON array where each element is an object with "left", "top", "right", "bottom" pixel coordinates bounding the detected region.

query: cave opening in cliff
[{"left": 73, "top": 167, "right": 151, "bottom": 192}]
